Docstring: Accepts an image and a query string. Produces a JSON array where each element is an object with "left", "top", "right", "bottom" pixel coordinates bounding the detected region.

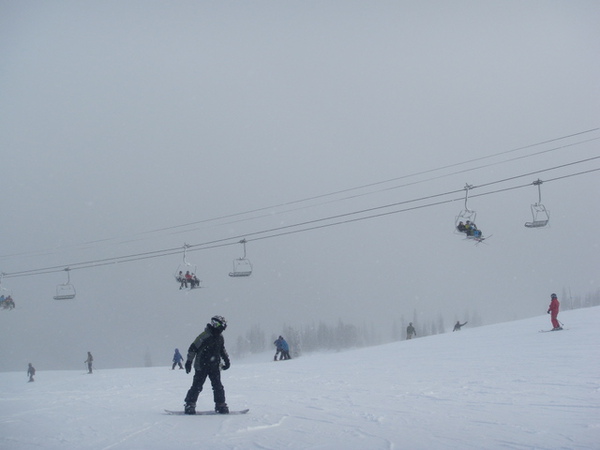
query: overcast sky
[{"left": 1, "top": 1, "right": 599, "bottom": 371}]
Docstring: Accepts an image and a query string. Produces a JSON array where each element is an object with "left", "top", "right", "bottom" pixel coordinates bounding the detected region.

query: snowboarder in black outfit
[
  {"left": 183, "top": 315, "right": 231, "bottom": 415},
  {"left": 27, "top": 363, "right": 35, "bottom": 382},
  {"left": 453, "top": 321, "right": 467, "bottom": 331}
]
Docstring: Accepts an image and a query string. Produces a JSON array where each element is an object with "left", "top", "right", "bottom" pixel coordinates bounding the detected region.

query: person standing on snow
[
  {"left": 172, "top": 348, "right": 184, "bottom": 370},
  {"left": 453, "top": 321, "right": 467, "bottom": 331},
  {"left": 27, "top": 363, "right": 36, "bottom": 382},
  {"left": 547, "top": 293, "right": 562, "bottom": 330},
  {"left": 273, "top": 335, "right": 291, "bottom": 360},
  {"left": 85, "top": 352, "right": 93, "bottom": 374},
  {"left": 279, "top": 336, "right": 291, "bottom": 360},
  {"left": 183, "top": 315, "right": 231, "bottom": 415},
  {"left": 406, "top": 322, "right": 416, "bottom": 340}
]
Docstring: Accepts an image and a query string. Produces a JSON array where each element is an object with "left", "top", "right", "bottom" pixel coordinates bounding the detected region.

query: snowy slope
[{"left": 1, "top": 307, "right": 599, "bottom": 450}]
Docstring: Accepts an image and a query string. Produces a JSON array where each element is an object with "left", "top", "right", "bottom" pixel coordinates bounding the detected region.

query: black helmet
[
  {"left": 211, "top": 315, "right": 227, "bottom": 330},
  {"left": 551, "top": 293, "right": 557, "bottom": 299}
]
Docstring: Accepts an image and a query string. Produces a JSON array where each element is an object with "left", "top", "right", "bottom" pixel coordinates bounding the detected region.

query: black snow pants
[{"left": 184, "top": 365, "right": 225, "bottom": 405}]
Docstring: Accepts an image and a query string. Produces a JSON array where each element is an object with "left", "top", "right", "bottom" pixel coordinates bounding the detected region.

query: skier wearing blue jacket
[
  {"left": 172, "top": 348, "right": 184, "bottom": 370},
  {"left": 274, "top": 336, "right": 291, "bottom": 360}
]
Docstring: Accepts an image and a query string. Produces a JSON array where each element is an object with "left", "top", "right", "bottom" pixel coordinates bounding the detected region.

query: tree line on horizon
[{"left": 232, "top": 288, "right": 600, "bottom": 359}]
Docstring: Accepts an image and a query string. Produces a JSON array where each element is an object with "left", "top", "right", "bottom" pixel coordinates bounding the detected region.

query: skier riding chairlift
[{"left": 455, "top": 184, "right": 485, "bottom": 241}]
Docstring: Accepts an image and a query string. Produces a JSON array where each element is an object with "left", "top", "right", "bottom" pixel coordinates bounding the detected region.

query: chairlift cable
[
  {"left": 3, "top": 161, "right": 598, "bottom": 279},
  {"left": 113, "top": 129, "right": 600, "bottom": 234},
  {"left": 118, "top": 132, "right": 600, "bottom": 235},
  {"left": 4, "top": 128, "right": 596, "bottom": 261},
  {"left": 4, "top": 162, "right": 600, "bottom": 276}
]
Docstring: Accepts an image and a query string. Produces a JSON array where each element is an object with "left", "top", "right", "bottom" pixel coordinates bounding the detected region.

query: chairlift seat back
[
  {"left": 229, "top": 259, "right": 252, "bottom": 277},
  {"left": 54, "top": 284, "right": 76, "bottom": 300}
]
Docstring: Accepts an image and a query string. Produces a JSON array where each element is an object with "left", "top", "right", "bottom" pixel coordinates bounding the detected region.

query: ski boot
[
  {"left": 215, "top": 402, "right": 229, "bottom": 414},
  {"left": 184, "top": 402, "right": 196, "bottom": 415}
]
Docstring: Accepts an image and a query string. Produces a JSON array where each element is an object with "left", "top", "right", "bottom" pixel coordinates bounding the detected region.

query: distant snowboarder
[
  {"left": 27, "top": 363, "right": 35, "bottom": 382},
  {"left": 453, "top": 321, "right": 467, "bottom": 331},
  {"left": 547, "top": 293, "right": 562, "bottom": 330}
]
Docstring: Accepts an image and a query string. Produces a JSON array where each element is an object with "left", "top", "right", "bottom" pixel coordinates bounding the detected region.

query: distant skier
[
  {"left": 183, "top": 315, "right": 230, "bottom": 415},
  {"left": 274, "top": 336, "right": 291, "bottom": 360},
  {"left": 27, "top": 363, "right": 35, "bottom": 382},
  {"left": 172, "top": 348, "right": 184, "bottom": 370},
  {"left": 453, "top": 321, "right": 467, "bottom": 331},
  {"left": 547, "top": 293, "right": 562, "bottom": 330},
  {"left": 406, "top": 322, "right": 416, "bottom": 340},
  {"left": 85, "top": 352, "right": 94, "bottom": 374}
]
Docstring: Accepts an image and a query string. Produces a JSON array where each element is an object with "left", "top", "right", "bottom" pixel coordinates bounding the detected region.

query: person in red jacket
[{"left": 547, "top": 293, "right": 562, "bottom": 330}]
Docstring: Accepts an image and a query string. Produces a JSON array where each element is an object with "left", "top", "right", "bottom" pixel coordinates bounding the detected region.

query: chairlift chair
[
  {"left": 524, "top": 179, "right": 550, "bottom": 228},
  {"left": 229, "top": 239, "right": 253, "bottom": 277},
  {"left": 175, "top": 244, "right": 201, "bottom": 289},
  {"left": 454, "top": 184, "right": 477, "bottom": 234},
  {"left": 0, "top": 273, "right": 13, "bottom": 305},
  {"left": 53, "top": 268, "right": 76, "bottom": 300},
  {"left": 0, "top": 273, "right": 11, "bottom": 296},
  {"left": 229, "top": 258, "right": 253, "bottom": 277}
]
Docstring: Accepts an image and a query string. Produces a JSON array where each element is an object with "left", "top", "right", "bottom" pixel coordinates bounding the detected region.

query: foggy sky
[{"left": 1, "top": 1, "right": 599, "bottom": 371}]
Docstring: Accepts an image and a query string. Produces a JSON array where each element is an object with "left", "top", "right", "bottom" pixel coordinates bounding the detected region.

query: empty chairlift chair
[
  {"left": 229, "top": 239, "right": 252, "bottom": 278},
  {"left": 525, "top": 179, "right": 550, "bottom": 228},
  {"left": 53, "top": 268, "right": 76, "bottom": 300}
]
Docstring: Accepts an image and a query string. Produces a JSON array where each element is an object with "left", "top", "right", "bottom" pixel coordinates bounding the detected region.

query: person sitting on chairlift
[
  {"left": 464, "top": 221, "right": 482, "bottom": 239},
  {"left": 177, "top": 271, "right": 188, "bottom": 289}
]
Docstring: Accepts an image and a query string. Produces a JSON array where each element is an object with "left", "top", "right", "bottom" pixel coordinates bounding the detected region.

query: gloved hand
[
  {"left": 547, "top": 310, "right": 550, "bottom": 314},
  {"left": 222, "top": 361, "right": 230, "bottom": 371},
  {"left": 185, "top": 360, "right": 192, "bottom": 374}
]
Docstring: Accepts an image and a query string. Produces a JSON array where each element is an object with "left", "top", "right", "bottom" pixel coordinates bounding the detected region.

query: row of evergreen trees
[
  {"left": 231, "top": 288, "right": 600, "bottom": 359},
  {"left": 231, "top": 313, "right": 478, "bottom": 358}
]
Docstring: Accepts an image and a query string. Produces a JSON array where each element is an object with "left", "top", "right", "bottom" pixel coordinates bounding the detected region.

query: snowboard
[{"left": 165, "top": 408, "right": 249, "bottom": 416}]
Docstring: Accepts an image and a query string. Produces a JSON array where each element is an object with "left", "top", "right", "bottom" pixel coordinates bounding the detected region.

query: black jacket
[{"left": 187, "top": 325, "right": 230, "bottom": 370}]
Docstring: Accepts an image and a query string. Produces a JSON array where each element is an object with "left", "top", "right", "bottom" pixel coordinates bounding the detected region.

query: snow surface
[{"left": 1, "top": 307, "right": 599, "bottom": 450}]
